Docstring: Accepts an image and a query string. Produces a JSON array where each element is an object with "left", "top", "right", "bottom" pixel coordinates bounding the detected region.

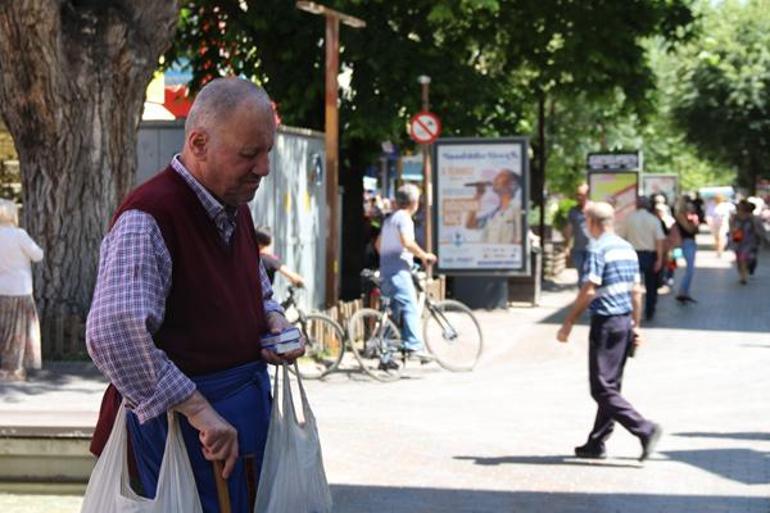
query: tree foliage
[
  {"left": 166, "top": 0, "right": 695, "bottom": 156},
  {"left": 671, "top": 0, "right": 770, "bottom": 190}
]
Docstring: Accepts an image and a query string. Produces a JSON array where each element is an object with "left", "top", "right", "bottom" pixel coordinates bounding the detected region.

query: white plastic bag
[
  {"left": 254, "top": 363, "right": 333, "bottom": 513},
  {"left": 80, "top": 401, "right": 203, "bottom": 513}
]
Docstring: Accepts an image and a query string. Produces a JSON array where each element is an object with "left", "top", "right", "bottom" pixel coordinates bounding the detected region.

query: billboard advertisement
[
  {"left": 433, "top": 138, "right": 529, "bottom": 275},
  {"left": 588, "top": 171, "right": 639, "bottom": 226},
  {"left": 642, "top": 174, "right": 678, "bottom": 204}
]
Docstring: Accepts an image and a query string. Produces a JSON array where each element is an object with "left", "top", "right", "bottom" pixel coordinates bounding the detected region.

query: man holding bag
[{"left": 86, "top": 78, "right": 303, "bottom": 512}]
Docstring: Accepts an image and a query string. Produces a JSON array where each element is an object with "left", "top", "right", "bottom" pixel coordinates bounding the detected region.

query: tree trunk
[{"left": 0, "top": 1, "right": 179, "bottom": 355}]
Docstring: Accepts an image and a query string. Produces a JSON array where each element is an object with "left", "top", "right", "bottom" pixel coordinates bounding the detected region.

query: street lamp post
[
  {"left": 296, "top": 2, "right": 365, "bottom": 307},
  {"left": 418, "top": 75, "right": 433, "bottom": 279}
]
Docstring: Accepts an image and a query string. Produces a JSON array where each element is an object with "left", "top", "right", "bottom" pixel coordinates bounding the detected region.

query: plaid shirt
[{"left": 86, "top": 156, "right": 281, "bottom": 423}]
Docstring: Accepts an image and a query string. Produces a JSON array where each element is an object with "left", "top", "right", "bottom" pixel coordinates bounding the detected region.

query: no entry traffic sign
[{"left": 409, "top": 111, "right": 442, "bottom": 144}]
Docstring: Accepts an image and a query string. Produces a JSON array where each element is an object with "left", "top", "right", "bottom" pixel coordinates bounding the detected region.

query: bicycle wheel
[
  {"left": 347, "top": 308, "right": 403, "bottom": 382},
  {"left": 291, "top": 313, "right": 345, "bottom": 379},
  {"left": 423, "top": 299, "right": 483, "bottom": 371}
]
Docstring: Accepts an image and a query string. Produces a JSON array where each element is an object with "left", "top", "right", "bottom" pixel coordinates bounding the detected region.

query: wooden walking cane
[{"left": 213, "top": 460, "right": 232, "bottom": 513}]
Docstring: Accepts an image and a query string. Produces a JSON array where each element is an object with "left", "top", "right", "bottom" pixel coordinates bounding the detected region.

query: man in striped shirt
[{"left": 557, "top": 202, "right": 662, "bottom": 462}]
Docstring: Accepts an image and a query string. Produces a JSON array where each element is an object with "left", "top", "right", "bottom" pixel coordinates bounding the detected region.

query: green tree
[{"left": 672, "top": 0, "right": 770, "bottom": 191}]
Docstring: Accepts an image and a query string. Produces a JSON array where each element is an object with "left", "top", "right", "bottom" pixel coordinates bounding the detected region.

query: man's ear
[{"left": 187, "top": 129, "right": 209, "bottom": 159}]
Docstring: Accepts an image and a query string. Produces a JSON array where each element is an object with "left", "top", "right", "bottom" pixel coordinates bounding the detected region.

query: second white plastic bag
[{"left": 254, "top": 363, "right": 333, "bottom": 513}]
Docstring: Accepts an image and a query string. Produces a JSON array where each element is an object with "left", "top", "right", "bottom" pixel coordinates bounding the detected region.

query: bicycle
[
  {"left": 347, "top": 269, "right": 484, "bottom": 382},
  {"left": 280, "top": 285, "right": 345, "bottom": 379}
]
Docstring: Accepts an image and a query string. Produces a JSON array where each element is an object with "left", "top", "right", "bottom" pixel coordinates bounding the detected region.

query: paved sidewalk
[{"left": 1, "top": 235, "right": 769, "bottom": 512}]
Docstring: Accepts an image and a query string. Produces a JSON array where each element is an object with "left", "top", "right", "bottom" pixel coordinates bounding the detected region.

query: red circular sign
[{"left": 409, "top": 111, "right": 442, "bottom": 144}]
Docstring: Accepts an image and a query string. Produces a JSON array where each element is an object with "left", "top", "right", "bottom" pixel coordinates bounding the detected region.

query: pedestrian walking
[
  {"left": 674, "top": 196, "right": 700, "bottom": 304},
  {"left": 564, "top": 183, "right": 591, "bottom": 284},
  {"left": 557, "top": 202, "right": 662, "bottom": 461},
  {"left": 654, "top": 203, "right": 676, "bottom": 289},
  {"left": 86, "top": 78, "right": 304, "bottom": 512},
  {"left": 729, "top": 200, "right": 763, "bottom": 284},
  {"left": 0, "top": 199, "right": 43, "bottom": 382},
  {"left": 618, "top": 197, "right": 665, "bottom": 320},
  {"left": 710, "top": 194, "right": 735, "bottom": 258},
  {"left": 377, "top": 184, "right": 437, "bottom": 367}
]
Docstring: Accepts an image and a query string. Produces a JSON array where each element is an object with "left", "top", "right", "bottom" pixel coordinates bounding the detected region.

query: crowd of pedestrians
[{"left": 564, "top": 184, "right": 770, "bottom": 313}]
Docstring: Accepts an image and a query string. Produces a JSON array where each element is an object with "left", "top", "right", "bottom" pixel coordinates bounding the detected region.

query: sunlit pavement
[{"left": 1, "top": 235, "right": 768, "bottom": 512}]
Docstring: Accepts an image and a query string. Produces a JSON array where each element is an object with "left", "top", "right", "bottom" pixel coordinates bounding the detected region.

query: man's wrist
[{"left": 174, "top": 390, "right": 209, "bottom": 419}]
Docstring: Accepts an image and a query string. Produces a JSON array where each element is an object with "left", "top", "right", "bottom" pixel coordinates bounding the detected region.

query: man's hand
[
  {"left": 261, "top": 311, "right": 306, "bottom": 365},
  {"left": 422, "top": 252, "right": 438, "bottom": 265},
  {"left": 632, "top": 327, "right": 643, "bottom": 348},
  {"left": 654, "top": 259, "right": 663, "bottom": 273},
  {"left": 557, "top": 322, "right": 572, "bottom": 343},
  {"left": 175, "top": 392, "right": 238, "bottom": 479}
]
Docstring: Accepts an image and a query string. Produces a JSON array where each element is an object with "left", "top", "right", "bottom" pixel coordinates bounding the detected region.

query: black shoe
[
  {"left": 574, "top": 443, "right": 607, "bottom": 460},
  {"left": 639, "top": 423, "right": 663, "bottom": 462},
  {"left": 378, "top": 359, "right": 400, "bottom": 371}
]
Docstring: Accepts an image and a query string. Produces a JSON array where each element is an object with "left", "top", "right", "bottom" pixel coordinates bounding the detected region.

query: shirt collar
[{"left": 170, "top": 155, "right": 237, "bottom": 224}]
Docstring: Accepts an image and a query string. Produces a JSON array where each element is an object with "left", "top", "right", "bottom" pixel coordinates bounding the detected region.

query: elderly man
[
  {"left": 558, "top": 202, "right": 661, "bottom": 461},
  {"left": 618, "top": 196, "right": 665, "bottom": 320},
  {"left": 86, "top": 78, "right": 303, "bottom": 512},
  {"left": 564, "top": 183, "right": 591, "bottom": 284},
  {"left": 466, "top": 168, "right": 522, "bottom": 244}
]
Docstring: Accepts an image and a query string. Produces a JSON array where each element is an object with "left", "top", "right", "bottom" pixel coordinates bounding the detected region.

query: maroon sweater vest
[
  {"left": 91, "top": 166, "right": 267, "bottom": 455},
  {"left": 111, "top": 166, "right": 267, "bottom": 374}
]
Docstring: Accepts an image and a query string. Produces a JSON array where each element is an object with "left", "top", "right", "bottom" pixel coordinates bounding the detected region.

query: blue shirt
[
  {"left": 586, "top": 232, "right": 640, "bottom": 316},
  {"left": 379, "top": 209, "right": 415, "bottom": 276},
  {"left": 569, "top": 206, "right": 591, "bottom": 252}
]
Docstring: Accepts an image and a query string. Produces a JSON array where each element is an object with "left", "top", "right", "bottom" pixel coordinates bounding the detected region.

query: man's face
[
  {"left": 200, "top": 102, "right": 275, "bottom": 206},
  {"left": 576, "top": 190, "right": 588, "bottom": 207},
  {"left": 492, "top": 172, "right": 516, "bottom": 196}
]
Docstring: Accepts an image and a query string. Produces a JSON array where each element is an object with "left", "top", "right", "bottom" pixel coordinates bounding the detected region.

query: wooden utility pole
[{"left": 296, "top": 2, "right": 365, "bottom": 307}]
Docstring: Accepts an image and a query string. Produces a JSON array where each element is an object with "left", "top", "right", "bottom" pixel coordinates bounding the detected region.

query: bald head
[
  {"left": 586, "top": 201, "right": 615, "bottom": 230},
  {"left": 185, "top": 78, "right": 273, "bottom": 136}
]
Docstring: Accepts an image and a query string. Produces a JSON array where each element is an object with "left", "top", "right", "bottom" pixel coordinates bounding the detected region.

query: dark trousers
[
  {"left": 586, "top": 314, "right": 653, "bottom": 448},
  {"left": 636, "top": 251, "right": 658, "bottom": 318}
]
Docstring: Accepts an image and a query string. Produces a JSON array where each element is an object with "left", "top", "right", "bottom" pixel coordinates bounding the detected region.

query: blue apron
[{"left": 126, "top": 361, "right": 271, "bottom": 513}]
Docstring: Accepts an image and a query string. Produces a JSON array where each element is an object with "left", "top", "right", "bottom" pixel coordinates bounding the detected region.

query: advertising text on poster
[{"left": 434, "top": 138, "right": 529, "bottom": 275}]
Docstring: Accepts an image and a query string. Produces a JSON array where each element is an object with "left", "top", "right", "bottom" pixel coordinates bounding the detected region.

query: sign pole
[{"left": 419, "top": 75, "right": 433, "bottom": 279}]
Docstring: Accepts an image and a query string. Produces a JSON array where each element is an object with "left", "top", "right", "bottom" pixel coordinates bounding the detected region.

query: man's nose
[{"left": 254, "top": 157, "right": 270, "bottom": 177}]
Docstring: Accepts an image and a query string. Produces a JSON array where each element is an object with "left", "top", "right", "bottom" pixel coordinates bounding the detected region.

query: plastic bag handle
[{"left": 292, "top": 362, "right": 315, "bottom": 422}]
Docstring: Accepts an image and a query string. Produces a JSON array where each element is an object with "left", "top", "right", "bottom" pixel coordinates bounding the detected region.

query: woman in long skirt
[{"left": 0, "top": 199, "right": 44, "bottom": 381}]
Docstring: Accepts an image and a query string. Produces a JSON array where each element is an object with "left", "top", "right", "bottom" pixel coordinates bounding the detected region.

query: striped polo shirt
[{"left": 586, "top": 232, "right": 641, "bottom": 316}]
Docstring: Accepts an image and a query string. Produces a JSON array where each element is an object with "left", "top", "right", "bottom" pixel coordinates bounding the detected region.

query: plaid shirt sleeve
[
  {"left": 85, "top": 210, "right": 196, "bottom": 424},
  {"left": 260, "top": 259, "right": 284, "bottom": 315}
]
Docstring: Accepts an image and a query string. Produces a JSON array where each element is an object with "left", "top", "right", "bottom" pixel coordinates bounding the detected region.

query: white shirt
[
  {"left": 618, "top": 209, "right": 664, "bottom": 251},
  {"left": 379, "top": 209, "right": 415, "bottom": 275},
  {"left": 0, "top": 226, "right": 44, "bottom": 295},
  {"left": 480, "top": 201, "right": 521, "bottom": 244}
]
